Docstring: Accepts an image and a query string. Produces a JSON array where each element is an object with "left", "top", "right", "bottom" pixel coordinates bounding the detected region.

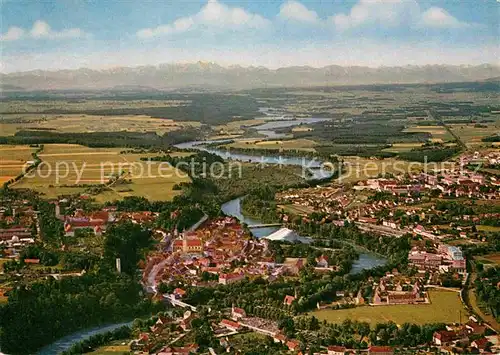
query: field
[
  {"left": 225, "top": 138, "right": 317, "bottom": 152},
  {"left": 476, "top": 253, "right": 500, "bottom": 265},
  {"left": 13, "top": 144, "right": 189, "bottom": 201},
  {"left": 382, "top": 143, "right": 424, "bottom": 153},
  {"left": 215, "top": 118, "right": 267, "bottom": 135},
  {"left": 403, "top": 125, "right": 453, "bottom": 142},
  {"left": 449, "top": 122, "right": 500, "bottom": 147},
  {"left": 311, "top": 290, "right": 468, "bottom": 326},
  {"left": 278, "top": 203, "right": 315, "bottom": 216},
  {"left": 0, "top": 113, "right": 200, "bottom": 136},
  {"left": 0, "top": 99, "right": 189, "bottom": 113},
  {"left": 0, "top": 145, "right": 37, "bottom": 183},
  {"left": 90, "top": 344, "right": 130, "bottom": 354},
  {"left": 476, "top": 225, "right": 500, "bottom": 233}
]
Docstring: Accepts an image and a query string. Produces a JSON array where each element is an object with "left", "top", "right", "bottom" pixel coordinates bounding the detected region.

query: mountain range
[{"left": 1, "top": 62, "right": 499, "bottom": 91}]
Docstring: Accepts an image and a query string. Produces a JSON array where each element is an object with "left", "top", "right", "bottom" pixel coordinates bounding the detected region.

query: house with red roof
[
  {"left": 466, "top": 320, "right": 486, "bottom": 335},
  {"left": 368, "top": 345, "right": 394, "bottom": 355},
  {"left": 219, "top": 272, "right": 244, "bottom": 285},
  {"left": 283, "top": 295, "right": 296, "bottom": 306},
  {"left": 433, "top": 330, "right": 458, "bottom": 345},
  {"left": 172, "top": 234, "right": 203, "bottom": 254},
  {"left": 23, "top": 258, "right": 40, "bottom": 264},
  {"left": 316, "top": 255, "right": 329, "bottom": 268},
  {"left": 157, "top": 344, "right": 199, "bottom": 355},
  {"left": 328, "top": 345, "right": 347, "bottom": 355},
  {"left": 63, "top": 219, "right": 106, "bottom": 237},
  {"left": 220, "top": 319, "right": 241, "bottom": 332},
  {"left": 173, "top": 288, "right": 186, "bottom": 299},
  {"left": 471, "top": 337, "right": 490, "bottom": 351},
  {"left": 286, "top": 339, "right": 300, "bottom": 351},
  {"left": 273, "top": 333, "right": 286, "bottom": 344},
  {"left": 231, "top": 306, "right": 246, "bottom": 320},
  {"left": 358, "top": 217, "right": 378, "bottom": 224}
]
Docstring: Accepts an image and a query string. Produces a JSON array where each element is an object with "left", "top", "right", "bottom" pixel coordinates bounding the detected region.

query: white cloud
[
  {"left": 330, "top": 0, "right": 420, "bottom": 31},
  {"left": 137, "top": 0, "right": 270, "bottom": 39},
  {"left": 329, "top": 0, "right": 471, "bottom": 31},
  {"left": 30, "top": 20, "right": 85, "bottom": 39},
  {"left": 420, "top": 7, "right": 469, "bottom": 29},
  {"left": 0, "top": 26, "right": 25, "bottom": 41},
  {"left": 278, "top": 1, "right": 319, "bottom": 23},
  {"left": 1, "top": 20, "right": 86, "bottom": 42}
]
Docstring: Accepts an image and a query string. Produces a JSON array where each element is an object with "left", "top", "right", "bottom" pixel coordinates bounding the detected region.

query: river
[
  {"left": 174, "top": 116, "right": 333, "bottom": 180},
  {"left": 220, "top": 196, "right": 387, "bottom": 274},
  {"left": 36, "top": 322, "right": 132, "bottom": 355}
]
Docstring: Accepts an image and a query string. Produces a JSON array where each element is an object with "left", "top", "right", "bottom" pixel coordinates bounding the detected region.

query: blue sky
[{"left": 1, "top": 0, "right": 498, "bottom": 72}]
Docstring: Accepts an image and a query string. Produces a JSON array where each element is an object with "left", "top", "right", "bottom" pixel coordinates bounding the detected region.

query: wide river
[{"left": 174, "top": 116, "right": 334, "bottom": 180}]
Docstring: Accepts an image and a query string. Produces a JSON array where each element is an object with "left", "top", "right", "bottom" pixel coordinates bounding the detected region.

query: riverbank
[{"left": 37, "top": 321, "right": 133, "bottom": 355}]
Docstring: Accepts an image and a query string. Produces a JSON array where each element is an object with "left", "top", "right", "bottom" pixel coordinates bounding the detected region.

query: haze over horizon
[{"left": 1, "top": 0, "right": 499, "bottom": 73}]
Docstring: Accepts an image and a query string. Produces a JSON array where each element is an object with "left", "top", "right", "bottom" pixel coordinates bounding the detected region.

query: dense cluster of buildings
[
  {"left": 55, "top": 201, "right": 157, "bottom": 237},
  {"left": 408, "top": 244, "right": 466, "bottom": 275},
  {"left": 432, "top": 317, "right": 498, "bottom": 354},
  {"left": 372, "top": 277, "right": 427, "bottom": 306},
  {"left": 0, "top": 201, "right": 37, "bottom": 252},
  {"left": 143, "top": 217, "right": 311, "bottom": 290},
  {"left": 276, "top": 186, "right": 351, "bottom": 215}
]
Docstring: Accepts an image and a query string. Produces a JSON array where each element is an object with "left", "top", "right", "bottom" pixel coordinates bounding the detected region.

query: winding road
[{"left": 464, "top": 261, "right": 500, "bottom": 332}]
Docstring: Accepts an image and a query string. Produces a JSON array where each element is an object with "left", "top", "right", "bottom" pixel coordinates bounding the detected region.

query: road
[
  {"left": 427, "top": 110, "right": 466, "bottom": 150},
  {"left": 464, "top": 260, "right": 500, "bottom": 332}
]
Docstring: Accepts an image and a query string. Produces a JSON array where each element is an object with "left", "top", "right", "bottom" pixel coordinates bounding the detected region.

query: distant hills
[{"left": 1, "top": 62, "right": 499, "bottom": 91}]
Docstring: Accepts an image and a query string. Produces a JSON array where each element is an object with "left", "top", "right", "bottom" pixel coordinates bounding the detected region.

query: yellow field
[
  {"left": 215, "top": 119, "right": 266, "bottom": 135},
  {"left": 291, "top": 126, "right": 314, "bottom": 133},
  {"left": 0, "top": 114, "right": 200, "bottom": 136},
  {"left": 0, "top": 145, "right": 37, "bottom": 182},
  {"left": 207, "top": 134, "right": 242, "bottom": 140},
  {"left": 477, "top": 225, "right": 500, "bottom": 233},
  {"left": 312, "top": 290, "right": 468, "bottom": 326},
  {"left": 278, "top": 203, "right": 316, "bottom": 216},
  {"left": 226, "top": 138, "right": 317, "bottom": 152},
  {"left": 382, "top": 143, "right": 424, "bottom": 153},
  {"left": 13, "top": 144, "right": 189, "bottom": 201},
  {"left": 404, "top": 126, "right": 453, "bottom": 141},
  {"left": 90, "top": 345, "right": 130, "bottom": 354}
]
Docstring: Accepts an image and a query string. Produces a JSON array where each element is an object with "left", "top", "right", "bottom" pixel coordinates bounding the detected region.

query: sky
[{"left": 0, "top": 0, "right": 499, "bottom": 72}]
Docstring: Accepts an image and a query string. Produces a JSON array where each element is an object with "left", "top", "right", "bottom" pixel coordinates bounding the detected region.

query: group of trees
[
  {"left": 44, "top": 93, "right": 260, "bottom": 125},
  {"left": 398, "top": 145, "right": 461, "bottom": 163},
  {"left": 0, "top": 271, "right": 155, "bottom": 354},
  {"left": 61, "top": 325, "right": 132, "bottom": 355},
  {"left": 280, "top": 316, "right": 446, "bottom": 350},
  {"left": 474, "top": 266, "right": 500, "bottom": 321}
]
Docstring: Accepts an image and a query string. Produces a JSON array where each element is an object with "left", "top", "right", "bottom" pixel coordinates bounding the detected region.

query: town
[{"left": 1, "top": 6, "right": 500, "bottom": 352}]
